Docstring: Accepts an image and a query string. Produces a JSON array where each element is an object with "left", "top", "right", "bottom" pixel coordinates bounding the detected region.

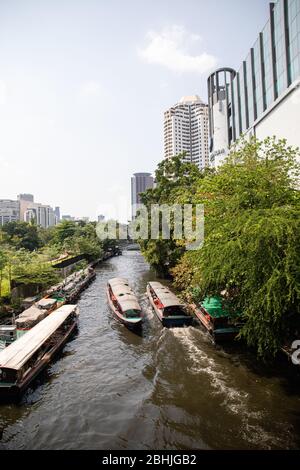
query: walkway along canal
[{"left": 0, "top": 251, "right": 300, "bottom": 449}]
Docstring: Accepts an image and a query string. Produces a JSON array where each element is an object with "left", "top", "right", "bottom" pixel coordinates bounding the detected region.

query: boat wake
[
  {"left": 170, "top": 327, "right": 295, "bottom": 449},
  {"left": 172, "top": 327, "right": 249, "bottom": 412}
]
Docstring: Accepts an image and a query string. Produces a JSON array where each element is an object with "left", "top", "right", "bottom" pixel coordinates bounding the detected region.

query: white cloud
[
  {"left": 138, "top": 25, "right": 217, "bottom": 74},
  {"left": 80, "top": 80, "right": 104, "bottom": 98}
]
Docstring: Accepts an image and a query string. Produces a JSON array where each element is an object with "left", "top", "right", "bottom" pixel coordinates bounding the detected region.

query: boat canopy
[
  {"left": 109, "top": 278, "right": 129, "bottom": 287},
  {"left": 16, "top": 305, "right": 46, "bottom": 329},
  {"left": 36, "top": 298, "right": 57, "bottom": 309},
  {"left": 108, "top": 278, "right": 141, "bottom": 312},
  {"left": 148, "top": 282, "right": 184, "bottom": 308},
  {"left": 0, "top": 305, "right": 77, "bottom": 371},
  {"left": 117, "top": 296, "right": 141, "bottom": 312},
  {"left": 201, "top": 297, "right": 232, "bottom": 319}
]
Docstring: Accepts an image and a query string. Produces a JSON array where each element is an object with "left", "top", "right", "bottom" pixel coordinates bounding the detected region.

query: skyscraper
[
  {"left": 208, "top": 0, "right": 300, "bottom": 167},
  {"left": 164, "top": 95, "right": 209, "bottom": 169},
  {"left": 131, "top": 173, "right": 154, "bottom": 219}
]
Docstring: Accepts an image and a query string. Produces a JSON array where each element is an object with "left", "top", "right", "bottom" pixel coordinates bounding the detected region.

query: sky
[{"left": 0, "top": 0, "right": 271, "bottom": 222}]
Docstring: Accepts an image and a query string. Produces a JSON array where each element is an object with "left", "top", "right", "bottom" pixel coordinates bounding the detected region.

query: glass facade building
[{"left": 208, "top": 0, "right": 300, "bottom": 166}]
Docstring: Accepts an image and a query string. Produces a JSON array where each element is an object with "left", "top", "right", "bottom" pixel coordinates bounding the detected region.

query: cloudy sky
[{"left": 0, "top": 0, "right": 270, "bottom": 222}]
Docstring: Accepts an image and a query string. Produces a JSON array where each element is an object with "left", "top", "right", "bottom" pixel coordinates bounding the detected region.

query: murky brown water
[{"left": 0, "top": 251, "right": 300, "bottom": 450}]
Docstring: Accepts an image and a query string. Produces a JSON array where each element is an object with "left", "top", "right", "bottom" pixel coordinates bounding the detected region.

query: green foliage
[
  {"left": 11, "top": 250, "right": 60, "bottom": 288},
  {"left": 0, "top": 219, "right": 107, "bottom": 301},
  {"left": 1, "top": 221, "right": 42, "bottom": 251},
  {"left": 139, "top": 154, "right": 202, "bottom": 276},
  {"left": 50, "top": 220, "right": 103, "bottom": 260},
  {"left": 51, "top": 220, "right": 78, "bottom": 247},
  {"left": 183, "top": 206, "right": 300, "bottom": 357}
]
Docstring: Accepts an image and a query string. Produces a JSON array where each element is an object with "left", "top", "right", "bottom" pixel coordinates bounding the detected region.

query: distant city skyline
[
  {"left": 0, "top": 193, "right": 58, "bottom": 228},
  {"left": 0, "top": 191, "right": 98, "bottom": 227},
  {"left": 0, "top": 0, "right": 271, "bottom": 222}
]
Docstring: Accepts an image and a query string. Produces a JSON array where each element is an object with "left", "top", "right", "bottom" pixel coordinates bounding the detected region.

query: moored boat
[
  {"left": 190, "top": 296, "right": 241, "bottom": 341},
  {"left": 0, "top": 295, "right": 66, "bottom": 349},
  {"left": 0, "top": 304, "right": 79, "bottom": 401},
  {"left": 107, "top": 278, "right": 142, "bottom": 329},
  {"left": 15, "top": 295, "right": 65, "bottom": 340},
  {"left": 146, "top": 282, "right": 193, "bottom": 328}
]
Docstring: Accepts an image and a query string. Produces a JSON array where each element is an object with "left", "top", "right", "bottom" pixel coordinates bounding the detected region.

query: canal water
[{"left": 0, "top": 251, "right": 300, "bottom": 450}]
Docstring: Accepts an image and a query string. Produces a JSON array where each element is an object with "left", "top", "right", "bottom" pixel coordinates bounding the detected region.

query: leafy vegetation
[
  {"left": 0, "top": 219, "right": 114, "bottom": 305},
  {"left": 1, "top": 221, "right": 42, "bottom": 251},
  {"left": 140, "top": 137, "right": 300, "bottom": 358}
]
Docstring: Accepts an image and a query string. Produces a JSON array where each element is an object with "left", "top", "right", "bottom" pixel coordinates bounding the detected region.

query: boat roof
[
  {"left": 148, "top": 282, "right": 184, "bottom": 308},
  {"left": 117, "top": 295, "right": 141, "bottom": 312},
  {"left": 108, "top": 278, "right": 141, "bottom": 312},
  {"left": 0, "top": 304, "right": 77, "bottom": 371},
  {"left": 201, "top": 297, "right": 231, "bottom": 318},
  {"left": 16, "top": 308, "right": 45, "bottom": 327},
  {"left": 36, "top": 298, "right": 57, "bottom": 308},
  {"left": 18, "top": 305, "right": 45, "bottom": 319},
  {"left": 109, "top": 278, "right": 129, "bottom": 287}
]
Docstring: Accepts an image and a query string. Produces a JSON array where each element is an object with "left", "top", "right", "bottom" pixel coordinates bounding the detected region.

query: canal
[{"left": 0, "top": 251, "right": 300, "bottom": 450}]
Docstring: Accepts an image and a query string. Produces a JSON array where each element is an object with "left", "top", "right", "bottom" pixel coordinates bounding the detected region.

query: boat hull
[
  {"left": 106, "top": 288, "right": 142, "bottom": 330},
  {"left": 0, "top": 318, "right": 78, "bottom": 402}
]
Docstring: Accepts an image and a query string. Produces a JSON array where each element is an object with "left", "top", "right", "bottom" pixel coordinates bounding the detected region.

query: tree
[
  {"left": 50, "top": 220, "right": 104, "bottom": 261},
  {"left": 1, "top": 221, "right": 42, "bottom": 251},
  {"left": 11, "top": 250, "right": 60, "bottom": 289},
  {"left": 50, "top": 220, "right": 78, "bottom": 247},
  {"left": 139, "top": 154, "right": 204, "bottom": 276}
]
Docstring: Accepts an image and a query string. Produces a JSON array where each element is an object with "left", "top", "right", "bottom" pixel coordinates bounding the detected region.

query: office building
[
  {"left": 24, "top": 204, "right": 56, "bottom": 228},
  {"left": 18, "top": 194, "right": 34, "bottom": 221},
  {"left": 208, "top": 0, "right": 300, "bottom": 167},
  {"left": 0, "top": 200, "right": 20, "bottom": 226},
  {"left": 17, "top": 194, "right": 57, "bottom": 228},
  {"left": 131, "top": 173, "right": 154, "bottom": 219},
  {"left": 164, "top": 95, "right": 209, "bottom": 169}
]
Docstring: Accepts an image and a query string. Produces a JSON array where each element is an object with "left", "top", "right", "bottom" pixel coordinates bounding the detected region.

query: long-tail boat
[
  {"left": 146, "top": 282, "right": 193, "bottom": 328},
  {"left": 107, "top": 278, "right": 143, "bottom": 329},
  {"left": 190, "top": 296, "right": 241, "bottom": 341},
  {"left": 0, "top": 304, "right": 79, "bottom": 401}
]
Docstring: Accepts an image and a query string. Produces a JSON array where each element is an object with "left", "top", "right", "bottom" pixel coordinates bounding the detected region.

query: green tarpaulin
[{"left": 201, "top": 296, "right": 233, "bottom": 319}]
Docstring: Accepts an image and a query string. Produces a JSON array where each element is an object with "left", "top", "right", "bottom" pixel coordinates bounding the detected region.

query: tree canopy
[{"left": 1, "top": 221, "right": 42, "bottom": 251}]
